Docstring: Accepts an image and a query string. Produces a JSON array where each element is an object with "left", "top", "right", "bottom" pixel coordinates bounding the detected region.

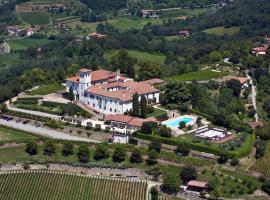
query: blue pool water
[{"left": 163, "top": 117, "right": 193, "bottom": 128}]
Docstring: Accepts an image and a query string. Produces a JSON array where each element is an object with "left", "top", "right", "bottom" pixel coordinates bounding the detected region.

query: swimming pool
[{"left": 162, "top": 117, "right": 193, "bottom": 128}]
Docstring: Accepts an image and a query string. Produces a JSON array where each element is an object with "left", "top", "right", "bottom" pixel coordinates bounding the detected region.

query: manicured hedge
[{"left": 136, "top": 133, "right": 247, "bottom": 158}]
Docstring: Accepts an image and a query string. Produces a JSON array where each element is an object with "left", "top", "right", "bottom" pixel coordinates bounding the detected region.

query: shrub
[
  {"left": 62, "top": 142, "right": 74, "bottom": 157},
  {"left": 230, "top": 158, "right": 239, "bottom": 166},
  {"left": 147, "top": 150, "right": 158, "bottom": 165},
  {"left": 94, "top": 124, "right": 101, "bottom": 131},
  {"left": 158, "top": 125, "right": 171, "bottom": 138},
  {"left": 94, "top": 144, "right": 110, "bottom": 160},
  {"left": 43, "top": 140, "right": 56, "bottom": 156},
  {"left": 130, "top": 148, "right": 143, "bottom": 163},
  {"left": 113, "top": 146, "right": 126, "bottom": 162},
  {"left": 25, "top": 141, "right": 38, "bottom": 155},
  {"left": 180, "top": 166, "right": 197, "bottom": 184},
  {"left": 149, "top": 138, "right": 162, "bottom": 153},
  {"left": 77, "top": 144, "right": 89, "bottom": 163},
  {"left": 175, "top": 143, "right": 190, "bottom": 156},
  {"left": 161, "top": 173, "right": 180, "bottom": 194}
]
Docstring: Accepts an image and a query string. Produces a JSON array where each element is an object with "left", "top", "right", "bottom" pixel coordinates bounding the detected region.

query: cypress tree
[
  {"left": 140, "top": 95, "right": 148, "bottom": 118},
  {"left": 132, "top": 92, "right": 140, "bottom": 117}
]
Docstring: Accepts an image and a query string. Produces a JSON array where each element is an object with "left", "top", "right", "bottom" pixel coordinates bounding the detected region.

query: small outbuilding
[{"left": 187, "top": 180, "right": 208, "bottom": 192}]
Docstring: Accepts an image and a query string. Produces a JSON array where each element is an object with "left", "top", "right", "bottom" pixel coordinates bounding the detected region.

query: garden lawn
[
  {"left": 105, "top": 50, "right": 166, "bottom": 64},
  {"left": 167, "top": 70, "right": 228, "bottom": 82},
  {"left": 28, "top": 84, "right": 65, "bottom": 95},
  {"left": 19, "top": 12, "right": 50, "bottom": 25},
  {"left": 147, "top": 107, "right": 167, "bottom": 118},
  {"left": 7, "top": 38, "right": 52, "bottom": 51},
  {"left": 203, "top": 26, "right": 240, "bottom": 36},
  {"left": 0, "top": 126, "right": 37, "bottom": 142}
]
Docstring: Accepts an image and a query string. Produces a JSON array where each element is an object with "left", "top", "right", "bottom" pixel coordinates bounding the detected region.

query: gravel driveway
[{"left": 0, "top": 119, "right": 100, "bottom": 143}]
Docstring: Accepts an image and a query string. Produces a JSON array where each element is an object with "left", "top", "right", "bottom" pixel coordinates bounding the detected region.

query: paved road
[
  {"left": 0, "top": 119, "right": 100, "bottom": 143},
  {"left": 246, "top": 73, "right": 259, "bottom": 122}
]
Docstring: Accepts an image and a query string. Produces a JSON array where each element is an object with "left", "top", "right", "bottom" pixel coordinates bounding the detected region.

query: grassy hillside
[
  {"left": 105, "top": 50, "right": 166, "bottom": 64},
  {"left": 7, "top": 38, "right": 52, "bottom": 51},
  {"left": 0, "top": 170, "right": 148, "bottom": 200},
  {"left": 167, "top": 70, "right": 228, "bottom": 82},
  {"left": 19, "top": 12, "right": 50, "bottom": 25},
  {"left": 203, "top": 26, "right": 240, "bottom": 36}
]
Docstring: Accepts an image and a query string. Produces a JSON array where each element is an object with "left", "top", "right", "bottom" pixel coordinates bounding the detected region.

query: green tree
[
  {"left": 25, "top": 141, "right": 38, "bottom": 155},
  {"left": 113, "top": 146, "right": 126, "bottom": 162},
  {"left": 150, "top": 187, "right": 159, "bottom": 200},
  {"left": 161, "top": 173, "right": 181, "bottom": 194},
  {"left": 130, "top": 148, "right": 143, "bottom": 163},
  {"left": 226, "top": 79, "right": 242, "bottom": 97},
  {"left": 140, "top": 95, "right": 148, "bottom": 118},
  {"left": 0, "top": 103, "right": 7, "bottom": 113},
  {"left": 141, "top": 122, "right": 157, "bottom": 134},
  {"left": 132, "top": 92, "right": 140, "bottom": 117},
  {"left": 77, "top": 144, "right": 90, "bottom": 163},
  {"left": 180, "top": 166, "right": 197, "bottom": 184},
  {"left": 94, "top": 144, "right": 110, "bottom": 160},
  {"left": 43, "top": 140, "right": 56, "bottom": 156},
  {"left": 138, "top": 61, "right": 163, "bottom": 81},
  {"left": 175, "top": 143, "right": 190, "bottom": 156},
  {"left": 62, "top": 142, "right": 74, "bottom": 157},
  {"left": 67, "top": 87, "right": 74, "bottom": 101},
  {"left": 147, "top": 150, "right": 158, "bottom": 165},
  {"left": 158, "top": 125, "right": 171, "bottom": 138},
  {"left": 149, "top": 138, "right": 162, "bottom": 153},
  {"left": 111, "top": 50, "right": 137, "bottom": 74}
]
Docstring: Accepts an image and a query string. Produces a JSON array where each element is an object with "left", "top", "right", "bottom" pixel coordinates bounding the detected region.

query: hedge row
[
  {"left": 6, "top": 110, "right": 52, "bottom": 122},
  {"left": 16, "top": 104, "right": 62, "bottom": 116},
  {"left": 136, "top": 133, "right": 238, "bottom": 158}
]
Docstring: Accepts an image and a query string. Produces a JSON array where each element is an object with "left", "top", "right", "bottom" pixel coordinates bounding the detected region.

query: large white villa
[{"left": 65, "top": 68, "right": 164, "bottom": 115}]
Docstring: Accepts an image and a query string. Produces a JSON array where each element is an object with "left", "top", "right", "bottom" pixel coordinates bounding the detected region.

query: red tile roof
[
  {"left": 233, "top": 77, "right": 249, "bottom": 85},
  {"left": 104, "top": 114, "right": 155, "bottom": 127},
  {"left": 188, "top": 180, "right": 208, "bottom": 188},
  {"left": 65, "top": 76, "right": 79, "bottom": 83},
  {"left": 140, "top": 78, "right": 165, "bottom": 85},
  {"left": 252, "top": 44, "right": 269, "bottom": 53},
  {"left": 91, "top": 70, "right": 116, "bottom": 82}
]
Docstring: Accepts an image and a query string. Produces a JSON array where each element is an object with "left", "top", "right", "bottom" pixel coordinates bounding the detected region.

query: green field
[
  {"left": 0, "top": 126, "right": 37, "bottom": 142},
  {"left": 19, "top": 12, "right": 50, "bottom": 25},
  {"left": 167, "top": 70, "right": 228, "bottom": 82},
  {"left": 0, "top": 53, "right": 20, "bottom": 67},
  {"left": 0, "top": 171, "right": 148, "bottom": 200},
  {"left": 110, "top": 16, "right": 162, "bottom": 30},
  {"left": 162, "top": 7, "right": 218, "bottom": 18},
  {"left": 105, "top": 50, "right": 166, "bottom": 64},
  {"left": 7, "top": 38, "right": 52, "bottom": 51},
  {"left": 203, "top": 26, "right": 240, "bottom": 36},
  {"left": 28, "top": 84, "right": 65, "bottom": 95}
]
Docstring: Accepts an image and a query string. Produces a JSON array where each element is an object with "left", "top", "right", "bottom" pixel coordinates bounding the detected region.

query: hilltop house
[
  {"left": 65, "top": 68, "right": 163, "bottom": 115},
  {"left": 179, "top": 30, "right": 190, "bottom": 37},
  {"left": 252, "top": 44, "right": 269, "bottom": 56},
  {"left": 88, "top": 32, "right": 107, "bottom": 40}
]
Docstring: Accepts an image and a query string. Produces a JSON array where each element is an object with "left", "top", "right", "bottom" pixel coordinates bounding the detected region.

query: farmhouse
[
  {"left": 104, "top": 114, "right": 157, "bottom": 133},
  {"left": 6, "top": 26, "right": 22, "bottom": 36},
  {"left": 179, "top": 30, "right": 190, "bottom": 37},
  {"left": 65, "top": 68, "right": 162, "bottom": 115},
  {"left": 252, "top": 44, "right": 269, "bottom": 56},
  {"left": 88, "top": 32, "right": 107, "bottom": 40},
  {"left": 187, "top": 180, "right": 208, "bottom": 192}
]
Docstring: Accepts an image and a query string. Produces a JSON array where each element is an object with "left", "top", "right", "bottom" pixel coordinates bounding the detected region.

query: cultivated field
[
  {"left": 167, "top": 70, "right": 228, "bottom": 82},
  {"left": 0, "top": 170, "right": 148, "bottom": 200}
]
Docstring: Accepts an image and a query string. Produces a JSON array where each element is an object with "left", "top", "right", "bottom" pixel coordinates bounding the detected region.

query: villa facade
[{"left": 65, "top": 68, "right": 163, "bottom": 115}]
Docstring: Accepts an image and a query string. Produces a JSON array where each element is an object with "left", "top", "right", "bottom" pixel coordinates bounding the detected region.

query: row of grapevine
[{"left": 0, "top": 170, "right": 148, "bottom": 200}]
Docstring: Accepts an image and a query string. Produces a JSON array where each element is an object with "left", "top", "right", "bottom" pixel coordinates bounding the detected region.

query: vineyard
[{"left": 0, "top": 170, "right": 148, "bottom": 200}]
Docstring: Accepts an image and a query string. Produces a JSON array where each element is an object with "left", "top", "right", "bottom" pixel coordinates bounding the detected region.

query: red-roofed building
[
  {"left": 88, "top": 32, "right": 107, "bottom": 39},
  {"left": 252, "top": 44, "right": 269, "bottom": 56},
  {"left": 187, "top": 180, "right": 208, "bottom": 192},
  {"left": 104, "top": 114, "right": 157, "bottom": 132},
  {"left": 179, "top": 30, "right": 190, "bottom": 37},
  {"left": 65, "top": 68, "right": 163, "bottom": 115}
]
